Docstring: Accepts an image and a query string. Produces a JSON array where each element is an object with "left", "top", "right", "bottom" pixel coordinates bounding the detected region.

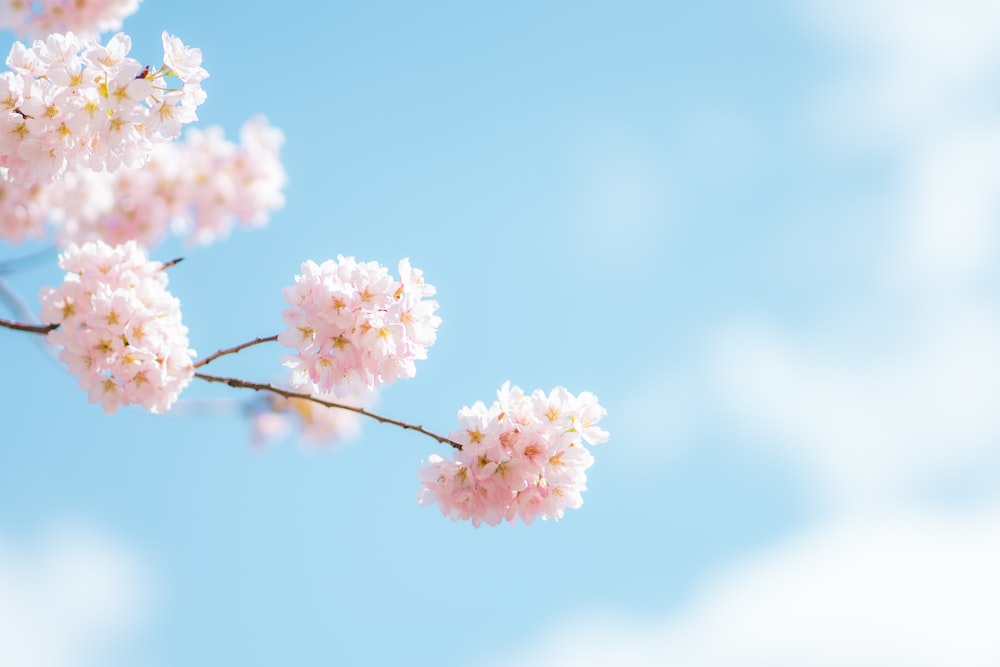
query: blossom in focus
[
  {"left": 38, "top": 240, "right": 195, "bottom": 414},
  {"left": 0, "top": 0, "right": 141, "bottom": 38},
  {"left": 0, "top": 31, "right": 207, "bottom": 183},
  {"left": 278, "top": 256, "right": 440, "bottom": 397},
  {"left": 417, "top": 383, "right": 609, "bottom": 527}
]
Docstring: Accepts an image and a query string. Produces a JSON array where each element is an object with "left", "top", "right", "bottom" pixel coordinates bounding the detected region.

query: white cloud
[
  {"left": 800, "top": 0, "right": 1000, "bottom": 146},
  {"left": 482, "top": 508, "right": 1000, "bottom": 667},
  {"left": 889, "top": 128, "right": 1000, "bottom": 285},
  {"left": 668, "top": 0, "right": 1000, "bottom": 506},
  {"left": 798, "top": 0, "right": 1000, "bottom": 286},
  {"left": 0, "top": 523, "right": 152, "bottom": 667},
  {"left": 708, "top": 305, "right": 1000, "bottom": 507}
]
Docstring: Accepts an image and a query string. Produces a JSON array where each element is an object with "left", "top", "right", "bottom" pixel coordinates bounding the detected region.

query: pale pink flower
[
  {"left": 0, "top": 167, "right": 51, "bottom": 242},
  {"left": 38, "top": 240, "right": 196, "bottom": 414},
  {"left": 249, "top": 381, "right": 374, "bottom": 448},
  {"left": 0, "top": 31, "right": 207, "bottom": 183},
  {"left": 279, "top": 256, "right": 440, "bottom": 397},
  {"left": 0, "top": 0, "right": 142, "bottom": 39},
  {"left": 0, "top": 117, "right": 286, "bottom": 248},
  {"left": 417, "top": 383, "right": 609, "bottom": 527},
  {"left": 161, "top": 31, "right": 206, "bottom": 84}
]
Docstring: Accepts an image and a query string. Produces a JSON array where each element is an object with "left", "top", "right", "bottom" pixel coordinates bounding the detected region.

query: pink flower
[
  {"left": 249, "top": 380, "right": 375, "bottom": 447},
  {"left": 0, "top": 117, "right": 286, "bottom": 248},
  {"left": 417, "top": 383, "right": 609, "bottom": 527},
  {"left": 0, "top": 0, "right": 142, "bottom": 39},
  {"left": 278, "top": 256, "right": 440, "bottom": 397},
  {"left": 0, "top": 169, "right": 50, "bottom": 243},
  {"left": 38, "top": 240, "right": 196, "bottom": 414},
  {"left": 0, "top": 31, "right": 207, "bottom": 183},
  {"left": 161, "top": 31, "right": 207, "bottom": 84}
]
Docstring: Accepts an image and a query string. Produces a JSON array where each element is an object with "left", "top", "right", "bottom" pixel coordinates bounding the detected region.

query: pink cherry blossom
[
  {"left": 0, "top": 31, "right": 207, "bottom": 183},
  {"left": 0, "top": 170, "right": 51, "bottom": 243},
  {"left": 38, "top": 240, "right": 195, "bottom": 414},
  {"left": 249, "top": 380, "right": 375, "bottom": 447},
  {"left": 0, "top": 117, "right": 286, "bottom": 247},
  {"left": 417, "top": 383, "right": 609, "bottom": 527},
  {"left": 278, "top": 256, "right": 440, "bottom": 397},
  {"left": 0, "top": 0, "right": 142, "bottom": 39}
]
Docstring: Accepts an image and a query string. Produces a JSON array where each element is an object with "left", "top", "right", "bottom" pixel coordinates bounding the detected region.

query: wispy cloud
[
  {"left": 481, "top": 507, "right": 1000, "bottom": 667},
  {"left": 0, "top": 523, "right": 153, "bottom": 667},
  {"left": 622, "top": 0, "right": 1000, "bottom": 508}
]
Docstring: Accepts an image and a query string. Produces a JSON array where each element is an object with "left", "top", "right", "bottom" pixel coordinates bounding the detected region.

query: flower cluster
[
  {"left": 417, "top": 383, "right": 609, "bottom": 527},
  {"left": 279, "top": 256, "right": 440, "bottom": 397},
  {"left": 0, "top": 117, "right": 286, "bottom": 247},
  {"left": 0, "top": 0, "right": 141, "bottom": 38},
  {"left": 0, "top": 30, "right": 207, "bottom": 183},
  {"left": 162, "top": 115, "right": 286, "bottom": 246},
  {"left": 0, "top": 0, "right": 613, "bottom": 529},
  {"left": 61, "top": 116, "right": 284, "bottom": 246},
  {"left": 39, "top": 240, "right": 195, "bottom": 414}
]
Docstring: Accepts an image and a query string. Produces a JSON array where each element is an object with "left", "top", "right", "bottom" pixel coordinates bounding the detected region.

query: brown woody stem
[
  {"left": 0, "top": 318, "right": 57, "bottom": 334},
  {"left": 194, "top": 335, "right": 279, "bottom": 368},
  {"left": 194, "top": 371, "right": 463, "bottom": 450}
]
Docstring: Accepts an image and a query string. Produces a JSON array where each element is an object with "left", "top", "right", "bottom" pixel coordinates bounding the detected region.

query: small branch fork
[
  {"left": 194, "top": 334, "right": 278, "bottom": 368},
  {"left": 0, "top": 318, "right": 463, "bottom": 451},
  {"left": 194, "top": 372, "right": 463, "bottom": 450}
]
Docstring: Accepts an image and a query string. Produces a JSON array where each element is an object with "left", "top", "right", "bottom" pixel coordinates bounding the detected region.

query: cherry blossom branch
[
  {"left": 0, "top": 316, "right": 57, "bottom": 334},
  {"left": 194, "top": 372, "right": 464, "bottom": 450},
  {"left": 0, "top": 277, "right": 61, "bottom": 364},
  {"left": 0, "top": 313, "right": 462, "bottom": 449},
  {"left": 194, "top": 335, "right": 279, "bottom": 369}
]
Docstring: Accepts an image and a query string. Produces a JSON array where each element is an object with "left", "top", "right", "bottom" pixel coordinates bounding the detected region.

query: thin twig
[
  {"left": 194, "top": 335, "right": 279, "bottom": 368},
  {"left": 0, "top": 317, "right": 57, "bottom": 334},
  {"left": 0, "top": 277, "right": 61, "bottom": 363},
  {"left": 194, "top": 371, "right": 463, "bottom": 450}
]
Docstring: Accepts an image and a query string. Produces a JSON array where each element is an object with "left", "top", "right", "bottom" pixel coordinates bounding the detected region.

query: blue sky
[{"left": 3, "top": 1, "right": 1000, "bottom": 665}]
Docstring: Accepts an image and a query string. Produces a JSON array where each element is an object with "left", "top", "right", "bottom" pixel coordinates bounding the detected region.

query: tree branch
[
  {"left": 2, "top": 318, "right": 463, "bottom": 450},
  {"left": 194, "top": 372, "right": 464, "bottom": 450},
  {"left": 194, "top": 335, "right": 279, "bottom": 368},
  {"left": 0, "top": 317, "right": 57, "bottom": 334}
]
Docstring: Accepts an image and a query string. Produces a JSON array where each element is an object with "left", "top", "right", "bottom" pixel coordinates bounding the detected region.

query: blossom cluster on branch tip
[
  {"left": 39, "top": 239, "right": 195, "bottom": 414},
  {"left": 0, "top": 116, "right": 287, "bottom": 246},
  {"left": 417, "top": 383, "right": 609, "bottom": 527},
  {"left": 0, "top": 0, "right": 613, "bottom": 528},
  {"left": 0, "top": 30, "right": 207, "bottom": 183},
  {"left": 279, "top": 255, "right": 441, "bottom": 397},
  {"left": 0, "top": 0, "right": 141, "bottom": 39}
]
